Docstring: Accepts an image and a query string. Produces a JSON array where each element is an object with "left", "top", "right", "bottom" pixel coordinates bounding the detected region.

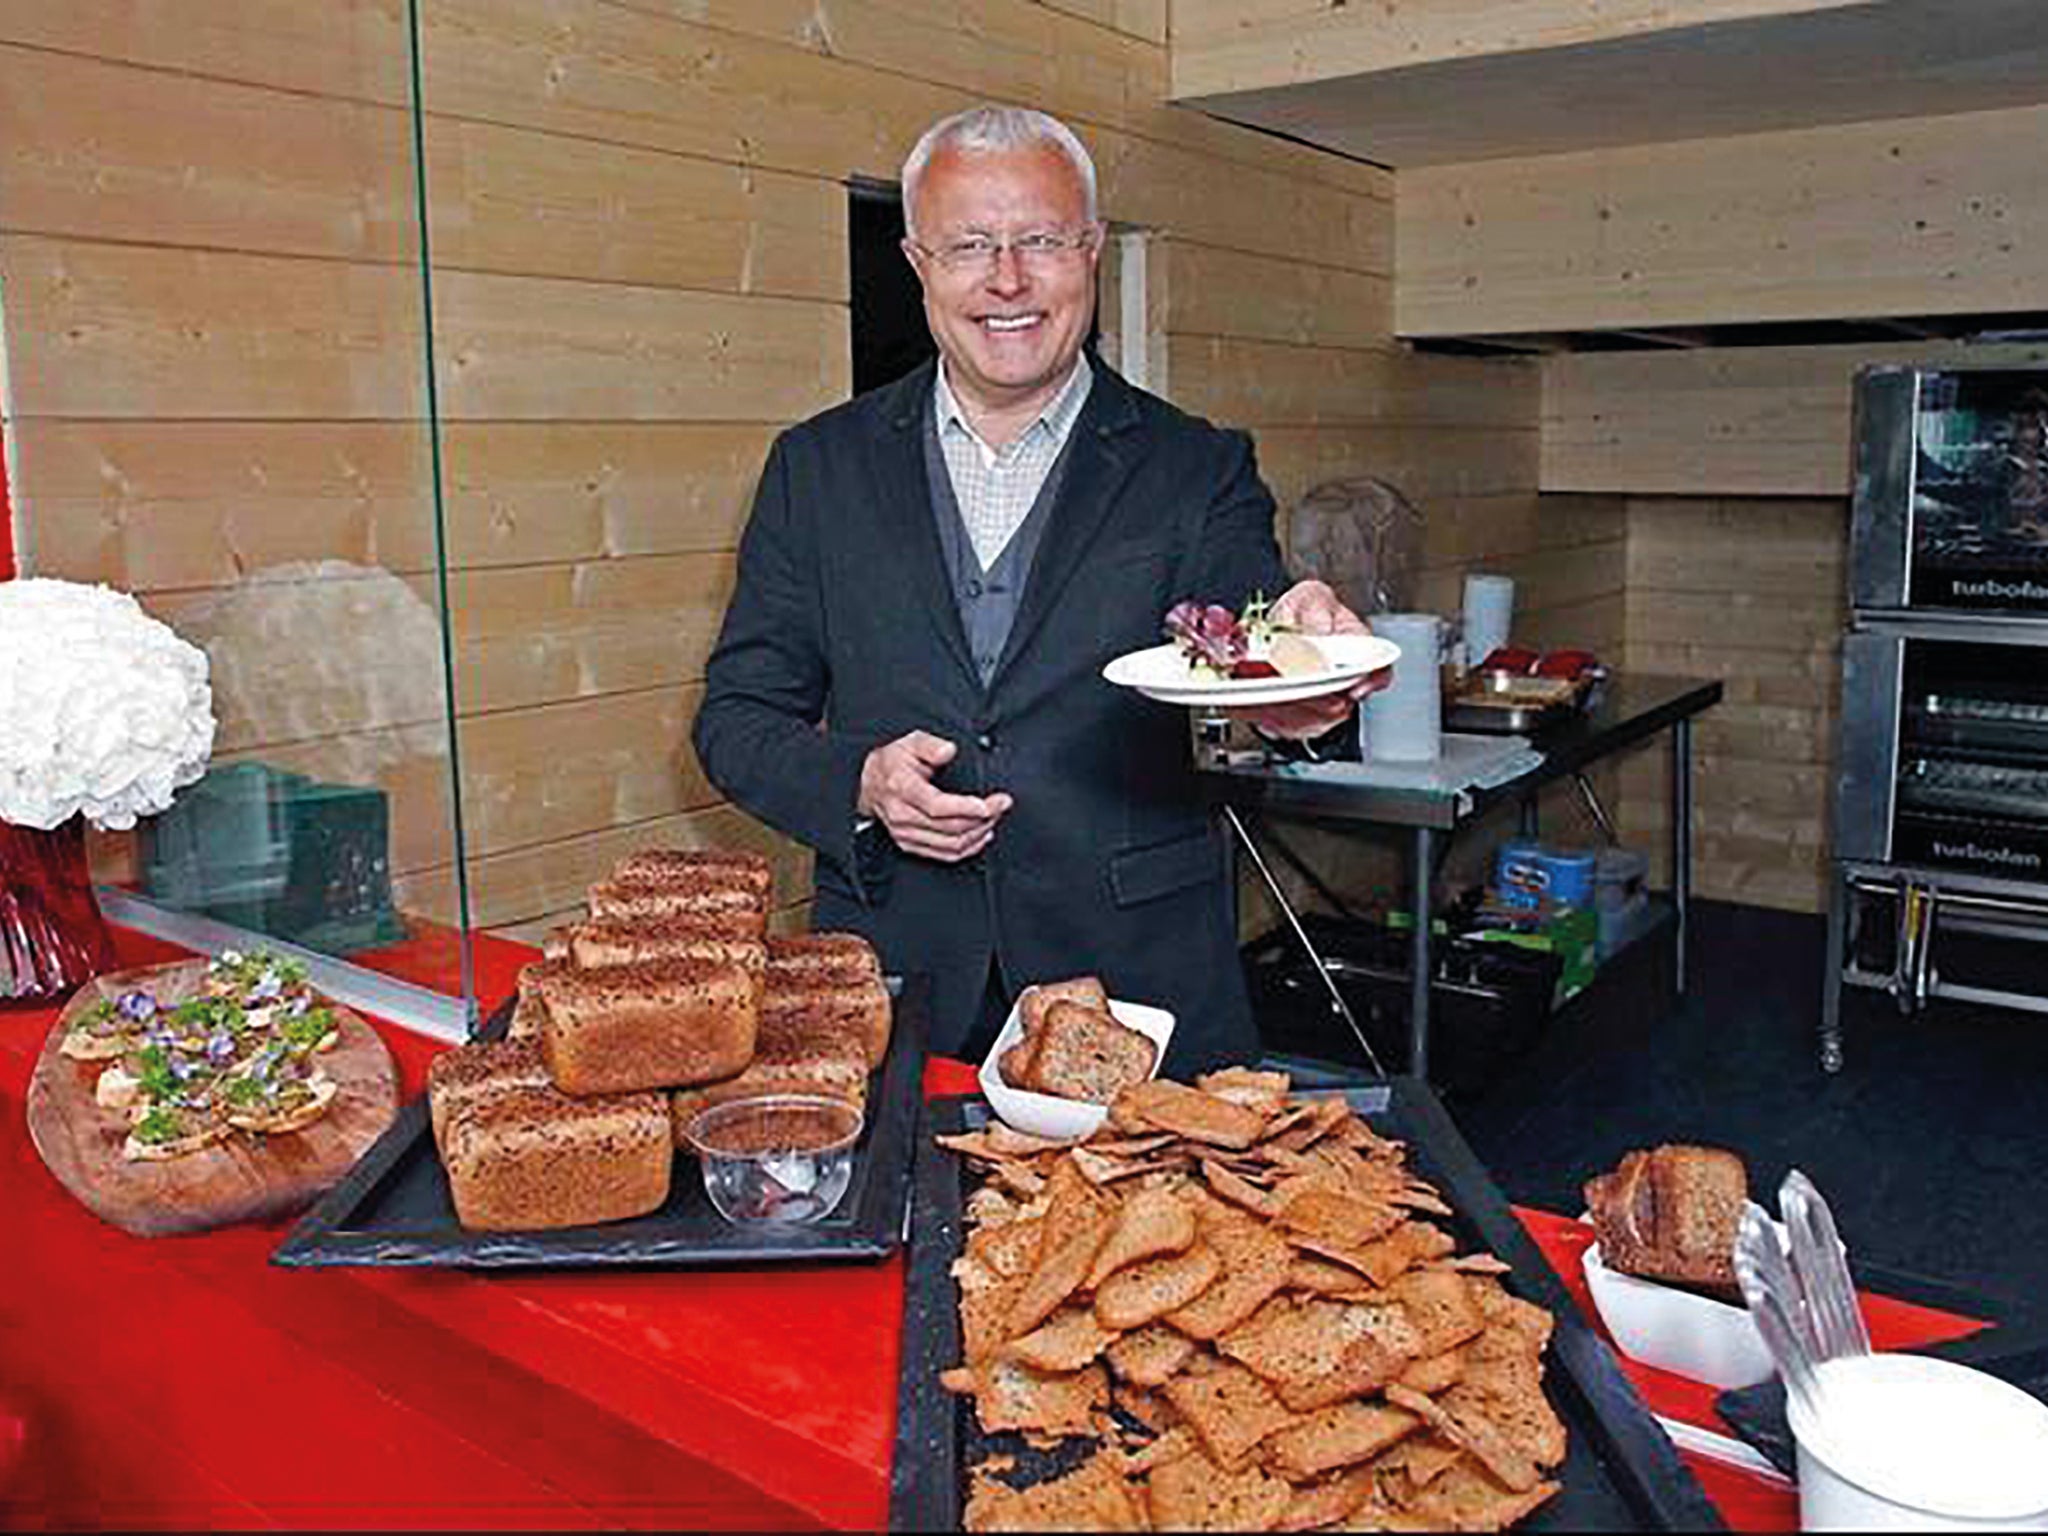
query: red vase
[{"left": 0, "top": 819, "right": 116, "bottom": 1004}]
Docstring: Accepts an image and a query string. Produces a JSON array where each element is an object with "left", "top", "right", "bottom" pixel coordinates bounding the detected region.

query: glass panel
[
  {"left": 1909, "top": 369, "right": 2048, "bottom": 609},
  {"left": 0, "top": 7, "right": 474, "bottom": 1028}
]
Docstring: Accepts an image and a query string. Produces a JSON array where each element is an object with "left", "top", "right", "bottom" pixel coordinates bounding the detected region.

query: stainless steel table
[{"left": 1199, "top": 673, "right": 1723, "bottom": 1080}]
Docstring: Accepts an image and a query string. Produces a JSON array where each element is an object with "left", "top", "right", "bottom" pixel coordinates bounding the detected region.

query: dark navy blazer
[{"left": 692, "top": 357, "right": 1288, "bottom": 1071}]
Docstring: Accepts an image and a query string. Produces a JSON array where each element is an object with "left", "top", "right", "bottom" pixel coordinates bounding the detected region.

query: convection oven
[{"left": 1824, "top": 366, "right": 2048, "bottom": 1069}]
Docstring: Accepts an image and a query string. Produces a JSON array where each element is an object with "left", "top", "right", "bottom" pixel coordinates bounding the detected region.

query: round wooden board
[{"left": 25, "top": 960, "right": 400, "bottom": 1238}]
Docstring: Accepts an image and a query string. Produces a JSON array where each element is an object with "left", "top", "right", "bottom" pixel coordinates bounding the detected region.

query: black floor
[{"left": 1436, "top": 899, "right": 2048, "bottom": 1329}]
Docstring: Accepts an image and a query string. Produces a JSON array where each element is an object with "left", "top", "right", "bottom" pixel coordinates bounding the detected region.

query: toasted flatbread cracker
[
  {"left": 1117, "top": 1423, "right": 1200, "bottom": 1476},
  {"left": 1390, "top": 1270, "right": 1487, "bottom": 1358},
  {"left": 1010, "top": 1212, "right": 1114, "bottom": 1337},
  {"left": 1005, "top": 1305, "right": 1119, "bottom": 1373},
  {"left": 963, "top": 1447, "right": 1146, "bottom": 1533},
  {"left": 1202, "top": 1158, "right": 1286, "bottom": 1219},
  {"left": 224, "top": 1071, "right": 338, "bottom": 1134},
  {"left": 1112, "top": 1080, "right": 1266, "bottom": 1150},
  {"left": 1095, "top": 1243, "right": 1223, "bottom": 1331},
  {"left": 1160, "top": 1359, "right": 1299, "bottom": 1471},
  {"left": 1146, "top": 1446, "right": 1292, "bottom": 1532},
  {"left": 1167, "top": 1217, "right": 1295, "bottom": 1340},
  {"left": 1274, "top": 1464, "right": 1380, "bottom": 1532},
  {"left": 1397, "top": 1457, "right": 1561, "bottom": 1531},
  {"left": 1086, "top": 1186, "right": 1197, "bottom": 1288},
  {"left": 1396, "top": 1348, "right": 1467, "bottom": 1396},
  {"left": 954, "top": 1357, "right": 1110, "bottom": 1438},
  {"left": 1384, "top": 1384, "right": 1540, "bottom": 1493},
  {"left": 968, "top": 1216, "right": 1046, "bottom": 1280},
  {"left": 1277, "top": 1188, "right": 1404, "bottom": 1250},
  {"left": 1104, "top": 1322, "right": 1201, "bottom": 1388},
  {"left": 1193, "top": 1066, "right": 1293, "bottom": 1114},
  {"left": 961, "top": 1274, "right": 1030, "bottom": 1365},
  {"left": 1264, "top": 1398, "right": 1423, "bottom": 1481}
]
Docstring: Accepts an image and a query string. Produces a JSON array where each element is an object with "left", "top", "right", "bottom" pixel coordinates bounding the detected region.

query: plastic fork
[
  {"left": 1781, "top": 1170, "right": 1871, "bottom": 1362},
  {"left": 1734, "top": 1200, "right": 1830, "bottom": 1425}
]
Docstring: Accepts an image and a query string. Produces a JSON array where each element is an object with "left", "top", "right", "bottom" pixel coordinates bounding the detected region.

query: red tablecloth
[{"left": 0, "top": 934, "right": 1992, "bottom": 1529}]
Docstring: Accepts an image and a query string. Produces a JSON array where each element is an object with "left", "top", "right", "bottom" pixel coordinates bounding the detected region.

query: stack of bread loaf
[{"left": 426, "top": 848, "right": 890, "bottom": 1231}]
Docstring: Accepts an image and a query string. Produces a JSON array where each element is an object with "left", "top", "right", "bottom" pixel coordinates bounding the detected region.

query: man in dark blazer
[{"left": 694, "top": 105, "right": 1374, "bottom": 1070}]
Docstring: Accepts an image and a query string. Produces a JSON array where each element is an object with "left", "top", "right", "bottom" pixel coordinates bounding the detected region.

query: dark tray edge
[
  {"left": 890, "top": 1078, "right": 1725, "bottom": 1533},
  {"left": 271, "top": 975, "right": 929, "bottom": 1270}
]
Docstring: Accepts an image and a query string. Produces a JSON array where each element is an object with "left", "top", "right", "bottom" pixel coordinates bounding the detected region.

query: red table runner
[{"left": 0, "top": 936, "right": 1992, "bottom": 1530}]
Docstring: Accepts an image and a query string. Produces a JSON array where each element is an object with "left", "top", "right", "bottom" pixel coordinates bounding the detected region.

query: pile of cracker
[{"left": 936, "top": 1070, "right": 1565, "bottom": 1532}]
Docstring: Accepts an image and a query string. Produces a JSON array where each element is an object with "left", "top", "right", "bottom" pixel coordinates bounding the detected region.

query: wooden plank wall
[
  {"left": 0, "top": 0, "right": 1548, "bottom": 952},
  {"left": 1397, "top": 101, "right": 2048, "bottom": 338}
]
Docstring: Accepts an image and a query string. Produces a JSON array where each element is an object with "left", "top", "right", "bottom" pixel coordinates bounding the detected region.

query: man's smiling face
[{"left": 905, "top": 140, "right": 1101, "bottom": 424}]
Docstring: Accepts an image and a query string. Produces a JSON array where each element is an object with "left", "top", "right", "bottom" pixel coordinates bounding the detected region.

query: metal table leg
[
  {"left": 1221, "top": 806, "right": 1386, "bottom": 1075},
  {"left": 1821, "top": 865, "right": 1848, "bottom": 1074},
  {"left": 1673, "top": 716, "right": 1693, "bottom": 994},
  {"left": 1411, "top": 825, "right": 1434, "bottom": 1082}
]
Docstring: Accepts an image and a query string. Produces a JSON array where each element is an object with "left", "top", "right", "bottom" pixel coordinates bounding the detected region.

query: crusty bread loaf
[
  {"left": 508, "top": 959, "right": 575, "bottom": 1041},
  {"left": 765, "top": 932, "right": 883, "bottom": 987},
  {"left": 442, "top": 1085, "right": 672, "bottom": 1231},
  {"left": 427, "top": 1037, "right": 554, "bottom": 1150},
  {"left": 761, "top": 972, "right": 892, "bottom": 1068},
  {"left": 1023, "top": 1000, "right": 1157, "bottom": 1104},
  {"left": 567, "top": 915, "right": 768, "bottom": 976},
  {"left": 998, "top": 1037, "right": 1041, "bottom": 1092},
  {"left": 1584, "top": 1144, "right": 1747, "bottom": 1288},
  {"left": 586, "top": 878, "right": 769, "bottom": 935},
  {"left": 669, "top": 1006, "right": 869, "bottom": 1143},
  {"left": 1020, "top": 976, "right": 1110, "bottom": 1034},
  {"left": 612, "top": 847, "right": 773, "bottom": 898},
  {"left": 531, "top": 957, "right": 759, "bottom": 1095}
]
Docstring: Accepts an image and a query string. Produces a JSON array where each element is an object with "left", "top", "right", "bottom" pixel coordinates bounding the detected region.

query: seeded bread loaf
[
  {"left": 1024, "top": 1000, "right": 1158, "bottom": 1104},
  {"left": 531, "top": 957, "right": 759, "bottom": 1095},
  {"left": 612, "top": 847, "right": 773, "bottom": 898},
  {"left": 442, "top": 1084, "right": 672, "bottom": 1231},
  {"left": 1020, "top": 976, "right": 1111, "bottom": 1034},
  {"left": 427, "top": 1037, "right": 554, "bottom": 1150},
  {"left": 566, "top": 916, "right": 768, "bottom": 976},
  {"left": 586, "top": 880, "right": 769, "bottom": 935},
  {"left": 761, "top": 971, "right": 892, "bottom": 1069},
  {"left": 765, "top": 932, "right": 882, "bottom": 987},
  {"left": 508, "top": 959, "right": 574, "bottom": 1041},
  {"left": 1584, "top": 1144, "right": 1747, "bottom": 1288},
  {"left": 669, "top": 1006, "right": 869, "bottom": 1142}
]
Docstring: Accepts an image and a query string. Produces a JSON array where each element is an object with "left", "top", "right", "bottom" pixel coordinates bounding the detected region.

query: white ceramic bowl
[
  {"left": 977, "top": 995, "right": 1175, "bottom": 1142},
  {"left": 1790, "top": 1353, "right": 2048, "bottom": 1531},
  {"left": 1582, "top": 1239, "right": 1775, "bottom": 1389}
]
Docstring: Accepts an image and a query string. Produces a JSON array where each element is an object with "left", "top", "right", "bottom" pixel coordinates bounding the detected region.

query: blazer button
[{"left": 976, "top": 731, "right": 996, "bottom": 751}]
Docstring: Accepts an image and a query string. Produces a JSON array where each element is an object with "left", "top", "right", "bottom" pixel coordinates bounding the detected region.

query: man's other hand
[
  {"left": 858, "top": 731, "right": 1013, "bottom": 861},
  {"left": 1226, "top": 578, "right": 1393, "bottom": 740}
]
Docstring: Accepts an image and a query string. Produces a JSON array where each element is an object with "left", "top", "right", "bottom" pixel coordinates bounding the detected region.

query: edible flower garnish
[{"left": 116, "top": 991, "right": 158, "bottom": 1023}]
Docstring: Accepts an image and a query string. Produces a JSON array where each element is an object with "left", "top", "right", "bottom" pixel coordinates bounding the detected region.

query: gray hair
[{"left": 900, "top": 105, "right": 1099, "bottom": 239}]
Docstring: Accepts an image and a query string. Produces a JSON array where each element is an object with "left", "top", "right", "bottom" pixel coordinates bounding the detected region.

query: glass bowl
[{"left": 680, "top": 1094, "right": 863, "bottom": 1226}]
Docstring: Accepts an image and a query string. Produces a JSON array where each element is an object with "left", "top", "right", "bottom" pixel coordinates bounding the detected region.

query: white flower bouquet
[{"left": 0, "top": 578, "right": 217, "bottom": 831}]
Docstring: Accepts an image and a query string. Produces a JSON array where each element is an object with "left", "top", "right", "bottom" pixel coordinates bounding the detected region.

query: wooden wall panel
[
  {"left": 1400, "top": 103, "right": 2048, "bottom": 338},
  {"left": 0, "top": 45, "right": 415, "bottom": 261},
  {"left": 425, "top": 116, "right": 847, "bottom": 300},
  {"left": 1, "top": 0, "right": 1536, "bottom": 946},
  {"left": 1542, "top": 339, "right": 2048, "bottom": 496},
  {"left": 433, "top": 272, "right": 849, "bottom": 422},
  {"left": 1170, "top": 0, "right": 1859, "bottom": 97},
  {"left": 1615, "top": 495, "right": 1847, "bottom": 913},
  {"left": 1, "top": 237, "right": 423, "bottom": 420},
  {"left": 10, "top": 421, "right": 435, "bottom": 590}
]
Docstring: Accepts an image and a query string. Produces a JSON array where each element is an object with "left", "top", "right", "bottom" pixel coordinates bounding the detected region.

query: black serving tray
[
  {"left": 891, "top": 1078, "right": 1725, "bottom": 1532},
  {"left": 271, "top": 975, "right": 928, "bottom": 1269}
]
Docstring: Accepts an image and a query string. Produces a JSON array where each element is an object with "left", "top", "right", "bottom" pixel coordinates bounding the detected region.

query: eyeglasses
[{"left": 910, "top": 227, "right": 1099, "bottom": 275}]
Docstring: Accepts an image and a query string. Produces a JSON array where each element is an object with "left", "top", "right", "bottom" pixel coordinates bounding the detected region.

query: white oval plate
[{"left": 1102, "top": 632, "right": 1400, "bottom": 707}]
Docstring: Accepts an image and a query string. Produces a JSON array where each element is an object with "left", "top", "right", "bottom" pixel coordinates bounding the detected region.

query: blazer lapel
[
  {"left": 865, "top": 364, "right": 978, "bottom": 689},
  {"left": 992, "top": 363, "right": 1146, "bottom": 688}
]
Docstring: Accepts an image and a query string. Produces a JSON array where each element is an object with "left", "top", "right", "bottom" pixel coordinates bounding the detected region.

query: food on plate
[
  {"left": 67, "top": 948, "right": 352, "bottom": 1162},
  {"left": 1583, "top": 1144, "right": 1747, "bottom": 1290},
  {"left": 938, "top": 1073, "right": 1565, "bottom": 1531},
  {"left": 1163, "top": 598, "right": 1327, "bottom": 682},
  {"left": 441, "top": 1083, "right": 672, "bottom": 1231},
  {"left": 438, "top": 844, "right": 890, "bottom": 1231},
  {"left": 1014, "top": 1001, "right": 1158, "bottom": 1105},
  {"left": 1000, "top": 975, "right": 1158, "bottom": 1107},
  {"left": 530, "top": 956, "right": 761, "bottom": 1096}
]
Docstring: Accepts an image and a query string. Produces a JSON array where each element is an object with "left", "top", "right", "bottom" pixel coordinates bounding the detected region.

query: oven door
[
  {"left": 1852, "top": 365, "right": 2048, "bottom": 615},
  {"left": 1838, "top": 625, "right": 2048, "bottom": 877}
]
